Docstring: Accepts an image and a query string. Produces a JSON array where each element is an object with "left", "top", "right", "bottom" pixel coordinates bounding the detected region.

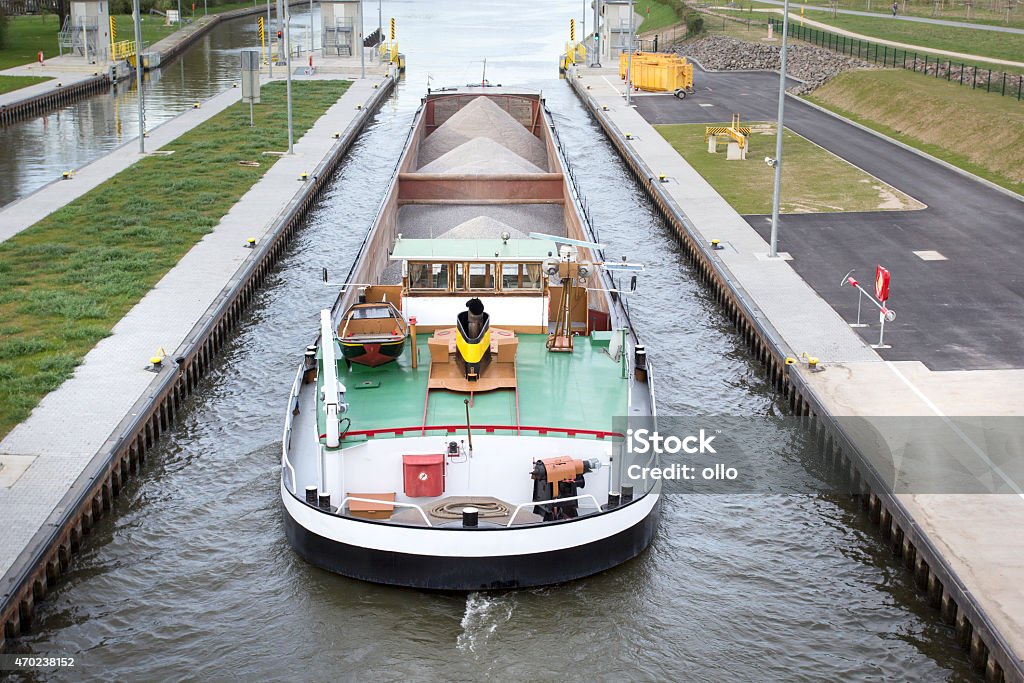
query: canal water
[{"left": 5, "top": 1, "right": 974, "bottom": 680}]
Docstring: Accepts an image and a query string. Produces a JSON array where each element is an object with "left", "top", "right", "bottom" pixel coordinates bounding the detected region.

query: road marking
[
  {"left": 884, "top": 361, "right": 1023, "bottom": 498},
  {"left": 699, "top": 103, "right": 714, "bottom": 108},
  {"left": 600, "top": 75, "right": 624, "bottom": 96},
  {"left": 913, "top": 250, "right": 947, "bottom": 261}
]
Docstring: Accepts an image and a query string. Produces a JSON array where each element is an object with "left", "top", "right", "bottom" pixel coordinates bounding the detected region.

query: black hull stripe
[{"left": 284, "top": 499, "right": 661, "bottom": 590}]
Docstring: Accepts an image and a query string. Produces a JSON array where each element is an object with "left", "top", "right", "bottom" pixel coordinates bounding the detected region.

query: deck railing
[
  {"left": 334, "top": 424, "right": 623, "bottom": 441},
  {"left": 504, "top": 494, "right": 602, "bottom": 527}
]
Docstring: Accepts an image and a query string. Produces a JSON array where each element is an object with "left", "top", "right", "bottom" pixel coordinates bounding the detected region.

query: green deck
[{"left": 317, "top": 334, "right": 628, "bottom": 446}]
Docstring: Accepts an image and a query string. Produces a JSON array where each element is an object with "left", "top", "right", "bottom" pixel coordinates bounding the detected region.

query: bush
[
  {"left": 656, "top": 0, "right": 706, "bottom": 37},
  {"left": 685, "top": 12, "right": 704, "bottom": 35}
]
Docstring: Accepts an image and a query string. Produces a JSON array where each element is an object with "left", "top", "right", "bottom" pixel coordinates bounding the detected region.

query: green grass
[
  {"left": 787, "top": 10, "right": 1024, "bottom": 63},
  {"left": 0, "top": 74, "right": 51, "bottom": 94},
  {"left": 655, "top": 121, "right": 921, "bottom": 214},
  {"left": 110, "top": 14, "right": 177, "bottom": 47},
  {"left": 740, "top": 0, "right": 1024, "bottom": 29},
  {"left": 638, "top": 0, "right": 685, "bottom": 32},
  {"left": 807, "top": 69, "right": 1024, "bottom": 194},
  {"left": 0, "top": 79, "right": 350, "bottom": 438},
  {"left": 0, "top": 14, "right": 62, "bottom": 69},
  {"left": 711, "top": 6, "right": 1024, "bottom": 72}
]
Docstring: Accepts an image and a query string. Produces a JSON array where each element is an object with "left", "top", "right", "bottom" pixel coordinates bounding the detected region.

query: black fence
[{"left": 769, "top": 17, "right": 1023, "bottom": 101}]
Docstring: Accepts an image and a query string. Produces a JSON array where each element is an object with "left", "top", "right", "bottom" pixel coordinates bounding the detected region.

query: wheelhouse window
[
  {"left": 501, "top": 263, "right": 542, "bottom": 291},
  {"left": 409, "top": 262, "right": 449, "bottom": 291},
  {"left": 468, "top": 263, "right": 494, "bottom": 291}
]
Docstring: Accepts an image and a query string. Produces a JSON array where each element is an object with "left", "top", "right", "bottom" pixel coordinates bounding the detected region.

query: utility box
[
  {"left": 403, "top": 454, "right": 445, "bottom": 498},
  {"left": 599, "top": 0, "right": 636, "bottom": 62},
  {"left": 63, "top": 0, "right": 111, "bottom": 62},
  {"left": 240, "top": 49, "right": 261, "bottom": 104},
  {"left": 320, "top": 0, "right": 362, "bottom": 58}
]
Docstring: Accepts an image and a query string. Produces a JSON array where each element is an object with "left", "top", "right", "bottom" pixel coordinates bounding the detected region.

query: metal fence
[{"left": 769, "top": 17, "right": 1023, "bottom": 101}]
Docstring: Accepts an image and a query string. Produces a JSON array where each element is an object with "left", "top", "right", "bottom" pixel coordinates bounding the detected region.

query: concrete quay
[
  {"left": 0, "top": 63, "right": 109, "bottom": 126},
  {"left": 0, "top": 69, "right": 395, "bottom": 648},
  {"left": 567, "top": 66, "right": 1024, "bottom": 680}
]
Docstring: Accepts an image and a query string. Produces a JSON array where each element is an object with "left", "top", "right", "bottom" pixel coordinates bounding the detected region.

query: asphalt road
[{"left": 634, "top": 68, "right": 1024, "bottom": 370}]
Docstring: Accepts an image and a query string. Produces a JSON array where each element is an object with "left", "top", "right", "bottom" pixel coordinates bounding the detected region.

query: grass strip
[
  {"left": 655, "top": 121, "right": 920, "bottom": 214},
  {"left": 0, "top": 79, "right": 350, "bottom": 438},
  {"left": 806, "top": 69, "right": 1024, "bottom": 194},
  {"left": 0, "top": 14, "right": 62, "bottom": 70},
  {"left": 638, "top": 0, "right": 685, "bottom": 32},
  {"left": 0, "top": 74, "right": 51, "bottom": 94},
  {"left": 743, "top": 0, "right": 1024, "bottom": 29},
  {"left": 717, "top": 4, "right": 1024, "bottom": 68}
]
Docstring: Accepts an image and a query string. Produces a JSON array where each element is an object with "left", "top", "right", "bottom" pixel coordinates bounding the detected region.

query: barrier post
[
  {"left": 872, "top": 265, "right": 891, "bottom": 349},
  {"left": 840, "top": 269, "right": 896, "bottom": 346}
]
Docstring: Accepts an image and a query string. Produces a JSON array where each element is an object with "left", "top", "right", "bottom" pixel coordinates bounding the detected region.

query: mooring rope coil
[{"left": 429, "top": 500, "right": 511, "bottom": 519}]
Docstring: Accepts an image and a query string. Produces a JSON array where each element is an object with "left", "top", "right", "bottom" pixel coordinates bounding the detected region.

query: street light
[
  {"left": 768, "top": 0, "right": 791, "bottom": 258},
  {"left": 284, "top": 0, "right": 294, "bottom": 154},
  {"left": 132, "top": 0, "right": 145, "bottom": 154},
  {"left": 266, "top": 0, "right": 273, "bottom": 78},
  {"left": 626, "top": 0, "right": 634, "bottom": 106}
]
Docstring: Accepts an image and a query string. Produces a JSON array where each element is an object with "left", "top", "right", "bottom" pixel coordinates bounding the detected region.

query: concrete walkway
[
  {"left": 715, "top": 6, "right": 1024, "bottom": 67},
  {"left": 754, "top": 0, "right": 1024, "bottom": 34},
  {"left": 569, "top": 65, "right": 1024, "bottom": 672},
  {"left": 0, "top": 75, "right": 386, "bottom": 583}
]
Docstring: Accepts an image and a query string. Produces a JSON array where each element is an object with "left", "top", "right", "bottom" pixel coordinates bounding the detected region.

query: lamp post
[
  {"left": 626, "top": 0, "right": 634, "bottom": 106},
  {"left": 768, "top": 0, "right": 791, "bottom": 258},
  {"left": 267, "top": 0, "right": 273, "bottom": 77},
  {"left": 132, "top": 0, "right": 145, "bottom": 154},
  {"left": 284, "top": 0, "right": 294, "bottom": 154}
]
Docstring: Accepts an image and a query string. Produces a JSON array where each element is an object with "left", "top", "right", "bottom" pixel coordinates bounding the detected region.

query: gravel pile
[
  {"left": 676, "top": 35, "right": 875, "bottom": 94},
  {"left": 417, "top": 137, "right": 545, "bottom": 175},
  {"left": 418, "top": 97, "right": 548, "bottom": 170},
  {"left": 439, "top": 216, "right": 527, "bottom": 239},
  {"left": 397, "top": 204, "right": 564, "bottom": 240}
]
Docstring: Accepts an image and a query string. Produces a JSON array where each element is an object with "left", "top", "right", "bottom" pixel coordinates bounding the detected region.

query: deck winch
[
  {"left": 455, "top": 298, "right": 491, "bottom": 381},
  {"left": 531, "top": 456, "right": 601, "bottom": 521}
]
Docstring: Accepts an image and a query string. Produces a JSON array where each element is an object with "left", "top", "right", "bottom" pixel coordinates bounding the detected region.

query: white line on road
[{"left": 885, "top": 360, "right": 1024, "bottom": 498}]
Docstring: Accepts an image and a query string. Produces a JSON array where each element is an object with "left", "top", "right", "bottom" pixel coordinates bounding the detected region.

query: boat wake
[{"left": 456, "top": 592, "right": 516, "bottom": 653}]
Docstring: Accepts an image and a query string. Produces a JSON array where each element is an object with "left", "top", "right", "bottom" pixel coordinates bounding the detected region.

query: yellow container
[{"left": 619, "top": 52, "right": 693, "bottom": 93}]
